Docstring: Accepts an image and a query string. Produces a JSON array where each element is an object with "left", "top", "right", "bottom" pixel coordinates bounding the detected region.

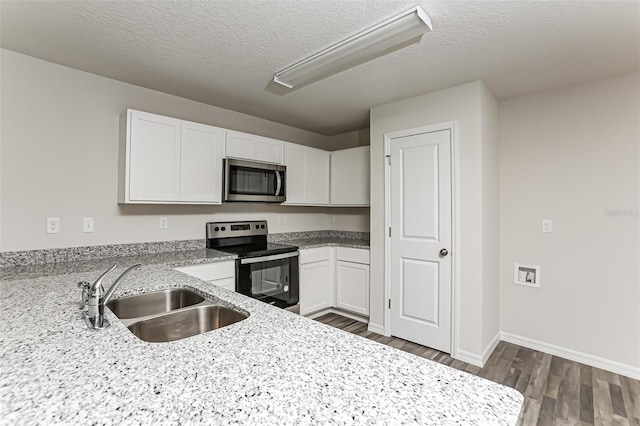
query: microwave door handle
[{"left": 275, "top": 170, "right": 282, "bottom": 196}]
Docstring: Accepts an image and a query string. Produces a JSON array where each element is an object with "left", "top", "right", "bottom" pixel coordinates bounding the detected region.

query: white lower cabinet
[
  {"left": 299, "top": 248, "right": 333, "bottom": 316},
  {"left": 335, "top": 260, "right": 369, "bottom": 316},
  {"left": 299, "top": 247, "right": 369, "bottom": 317},
  {"left": 174, "top": 261, "right": 236, "bottom": 292}
]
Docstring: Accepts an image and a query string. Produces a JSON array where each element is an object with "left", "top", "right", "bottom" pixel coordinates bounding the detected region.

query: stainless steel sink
[
  {"left": 106, "top": 287, "right": 248, "bottom": 343},
  {"left": 127, "top": 305, "right": 248, "bottom": 343},
  {"left": 106, "top": 288, "right": 204, "bottom": 319}
]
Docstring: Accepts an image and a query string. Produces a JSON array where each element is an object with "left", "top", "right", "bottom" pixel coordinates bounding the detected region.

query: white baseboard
[
  {"left": 501, "top": 332, "right": 640, "bottom": 380},
  {"left": 305, "top": 308, "right": 369, "bottom": 324},
  {"left": 367, "top": 322, "right": 385, "bottom": 335},
  {"left": 305, "top": 309, "right": 332, "bottom": 320},
  {"left": 482, "top": 332, "right": 502, "bottom": 365},
  {"left": 455, "top": 350, "right": 483, "bottom": 367},
  {"left": 453, "top": 332, "right": 501, "bottom": 368}
]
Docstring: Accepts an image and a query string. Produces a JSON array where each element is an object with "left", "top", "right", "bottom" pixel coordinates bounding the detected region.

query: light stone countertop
[
  {"left": 284, "top": 237, "right": 370, "bottom": 251},
  {"left": 0, "top": 242, "right": 523, "bottom": 425}
]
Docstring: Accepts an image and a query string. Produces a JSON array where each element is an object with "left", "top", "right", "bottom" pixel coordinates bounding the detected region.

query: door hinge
[
  {"left": 386, "top": 154, "right": 391, "bottom": 165},
  {"left": 388, "top": 299, "right": 391, "bottom": 309},
  {"left": 388, "top": 227, "right": 391, "bottom": 237}
]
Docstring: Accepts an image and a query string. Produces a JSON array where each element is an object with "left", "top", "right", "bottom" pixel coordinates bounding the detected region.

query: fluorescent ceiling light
[{"left": 273, "top": 6, "right": 432, "bottom": 89}]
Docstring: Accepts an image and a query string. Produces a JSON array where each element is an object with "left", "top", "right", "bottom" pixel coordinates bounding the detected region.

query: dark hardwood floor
[{"left": 314, "top": 313, "right": 640, "bottom": 426}]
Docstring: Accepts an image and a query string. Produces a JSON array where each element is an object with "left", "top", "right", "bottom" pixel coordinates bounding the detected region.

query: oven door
[
  {"left": 224, "top": 159, "right": 286, "bottom": 203},
  {"left": 236, "top": 252, "right": 299, "bottom": 308}
]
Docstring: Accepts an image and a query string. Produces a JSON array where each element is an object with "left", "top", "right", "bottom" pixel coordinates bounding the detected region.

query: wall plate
[{"left": 514, "top": 263, "right": 540, "bottom": 288}]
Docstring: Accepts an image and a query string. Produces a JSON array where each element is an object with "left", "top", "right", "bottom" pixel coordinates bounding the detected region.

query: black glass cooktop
[{"left": 216, "top": 241, "right": 298, "bottom": 258}]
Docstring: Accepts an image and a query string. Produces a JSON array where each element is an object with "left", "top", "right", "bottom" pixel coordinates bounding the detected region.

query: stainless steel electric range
[{"left": 206, "top": 221, "right": 299, "bottom": 310}]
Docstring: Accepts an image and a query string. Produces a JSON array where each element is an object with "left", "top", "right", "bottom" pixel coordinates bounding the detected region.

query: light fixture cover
[{"left": 273, "top": 6, "right": 432, "bottom": 89}]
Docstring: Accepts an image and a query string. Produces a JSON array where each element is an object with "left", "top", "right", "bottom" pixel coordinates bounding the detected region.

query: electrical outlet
[
  {"left": 159, "top": 217, "right": 168, "bottom": 230},
  {"left": 46, "top": 218, "right": 60, "bottom": 234},
  {"left": 83, "top": 218, "right": 94, "bottom": 233},
  {"left": 542, "top": 219, "right": 553, "bottom": 234}
]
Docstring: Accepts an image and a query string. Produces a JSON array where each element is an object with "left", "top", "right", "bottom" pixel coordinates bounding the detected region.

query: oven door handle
[
  {"left": 275, "top": 170, "right": 282, "bottom": 196},
  {"left": 240, "top": 251, "right": 299, "bottom": 264}
]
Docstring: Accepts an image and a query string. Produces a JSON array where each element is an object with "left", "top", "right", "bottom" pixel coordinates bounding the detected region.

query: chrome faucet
[{"left": 78, "top": 263, "right": 142, "bottom": 330}]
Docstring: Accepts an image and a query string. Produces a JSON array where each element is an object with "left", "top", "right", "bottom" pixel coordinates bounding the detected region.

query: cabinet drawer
[
  {"left": 336, "top": 247, "right": 369, "bottom": 264},
  {"left": 210, "top": 276, "right": 235, "bottom": 292},
  {"left": 174, "top": 261, "right": 235, "bottom": 281},
  {"left": 300, "top": 247, "right": 332, "bottom": 264}
]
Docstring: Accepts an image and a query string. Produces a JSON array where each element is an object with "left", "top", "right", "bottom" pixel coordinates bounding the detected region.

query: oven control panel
[{"left": 206, "top": 221, "right": 268, "bottom": 239}]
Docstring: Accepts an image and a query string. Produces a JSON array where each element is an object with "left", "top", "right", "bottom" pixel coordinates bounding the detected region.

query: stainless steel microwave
[{"left": 224, "top": 158, "right": 286, "bottom": 203}]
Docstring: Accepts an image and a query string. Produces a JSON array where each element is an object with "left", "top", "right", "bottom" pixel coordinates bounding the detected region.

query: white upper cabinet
[
  {"left": 225, "top": 130, "right": 284, "bottom": 164},
  {"left": 330, "top": 146, "right": 370, "bottom": 206},
  {"left": 126, "top": 110, "right": 181, "bottom": 202},
  {"left": 120, "top": 109, "right": 225, "bottom": 204},
  {"left": 283, "top": 143, "right": 330, "bottom": 206},
  {"left": 179, "top": 120, "right": 225, "bottom": 203}
]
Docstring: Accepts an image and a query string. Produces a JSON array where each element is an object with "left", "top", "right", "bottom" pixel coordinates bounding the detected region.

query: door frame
[{"left": 383, "top": 121, "right": 460, "bottom": 359}]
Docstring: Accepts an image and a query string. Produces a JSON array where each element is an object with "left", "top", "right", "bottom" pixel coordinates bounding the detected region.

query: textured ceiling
[{"left": 1, "top": 0, "right": 638, "bottom": 135}]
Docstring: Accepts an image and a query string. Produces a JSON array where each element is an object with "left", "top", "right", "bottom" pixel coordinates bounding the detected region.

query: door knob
[{"left": 439, "top": 248, "right": 449, "bottom": 257}]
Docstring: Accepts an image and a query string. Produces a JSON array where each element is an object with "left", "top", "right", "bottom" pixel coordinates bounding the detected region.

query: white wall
[
  {"left": 499, "top": 73, "right": 640, "bottom": 373},
  {"left": 480, "top": 84, "right": 501, "bottom": 353},
  {"left": 325, "top": 128, "right": 370, "bottom": 151},
  {"left": 0, "top": 49, "right": 369, "bottom": 251},
  {"left": 370, "top": 81, "right": 499, "bottom": 362}
]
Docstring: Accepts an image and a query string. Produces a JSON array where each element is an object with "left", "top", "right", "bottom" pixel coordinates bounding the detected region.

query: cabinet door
[
  {"left": 180, "top": 121, "right": 225, "bottom": 203},
  {"left": 330, "top": 146, "right": 370, "bottom": 206},
  {"left": 225, "top": 130, "right": 256, "bottom": 160},
  {"left": 128, "top": 110, "right": 181, "bottom": 201},
  {"left": 305, "top": 147, "right": 330, "bottom": 204},
  {"left": 300, "top": 260, "right": 332, "bottom": 316},
  {"left": 284, "top": 143, "right": 306, "bottom": 204},
  {"left": 284, "top": 143, "right": 329, "bottom": 205},
  {"left": 335, "top": 261, "right": 369, "bottom": 316},
  {"left": 254, "top": 136, "right": 284, "bottom": 164}
]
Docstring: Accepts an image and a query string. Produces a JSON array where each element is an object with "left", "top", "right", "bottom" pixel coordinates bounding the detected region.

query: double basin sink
[{"left": 106, "top": 288, "right": 248, "bottom": 343}]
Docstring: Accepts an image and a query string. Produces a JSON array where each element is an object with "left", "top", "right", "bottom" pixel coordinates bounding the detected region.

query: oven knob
[
  {"left": 214, "top": 227, "right": 219, "bottom": 232},
  {"left": 255, "top": 225, "right": 259, "bottom": 229},
  {"left": 221, "top": 226, "right": 226, "bottom": 231},
  {"left": 260, "top": 225, "right": 265, "bottom": 229},
  {"left": 284, "top": 286, "right": 289, "bottom": 292}
]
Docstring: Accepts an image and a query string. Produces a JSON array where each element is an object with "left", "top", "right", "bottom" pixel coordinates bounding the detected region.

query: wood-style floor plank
[
  {"left": 620, "top": 375, "right": 640, "bottom": 421},
  {"left": 313, "top": 313, "right": 640, "bottom": 426},
  {"left": 579, "top": 383, "right": 595, "bottom": 425}
]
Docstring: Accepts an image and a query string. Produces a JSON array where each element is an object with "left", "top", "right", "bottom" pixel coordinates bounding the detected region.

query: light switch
[{"left": 542, "top": 219, "right": 552, "bottom": 234}]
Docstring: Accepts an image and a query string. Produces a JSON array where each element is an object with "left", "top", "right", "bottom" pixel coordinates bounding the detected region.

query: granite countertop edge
[{"left": 0, "top": 237, "right": 524, "bottom": 425}]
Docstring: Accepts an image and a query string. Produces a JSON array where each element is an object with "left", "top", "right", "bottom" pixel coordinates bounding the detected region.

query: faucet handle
[
  {"left": 90, "top": 264, "right": 117, "bottom": 294},
  {"left": 77, "top": 281, "right": 91, "bottom": 311},
  {"left": 102, "top": 263, "right": 142, "bottom": 305}
]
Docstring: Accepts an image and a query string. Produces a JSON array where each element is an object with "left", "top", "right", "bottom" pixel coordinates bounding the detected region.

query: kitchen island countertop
[{"left": 0, "top": 244, "right": 523, "bottom": 425}]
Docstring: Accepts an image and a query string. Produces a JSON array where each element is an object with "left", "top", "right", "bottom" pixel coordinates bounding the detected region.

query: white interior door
[{"left": 389, "top": 129, "right": 452, "bottom": 353}]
